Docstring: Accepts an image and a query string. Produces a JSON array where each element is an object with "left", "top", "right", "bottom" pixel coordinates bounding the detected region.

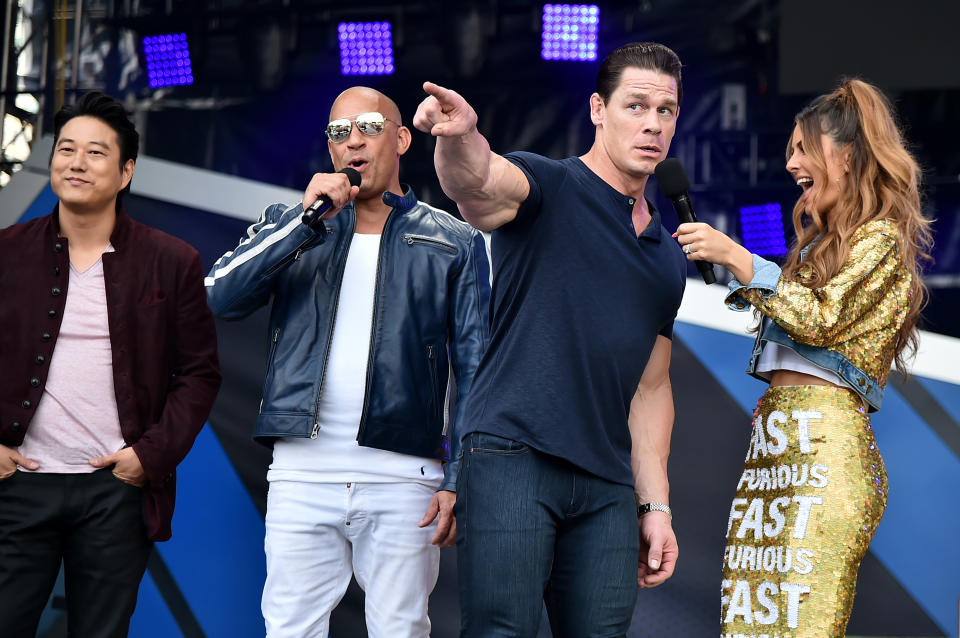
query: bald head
[
  {"left": 326, "top": 85, "right": 411, "bottom": 205},
  {"left": 329, "top": 86, "right": 402, "bottom": 125}
]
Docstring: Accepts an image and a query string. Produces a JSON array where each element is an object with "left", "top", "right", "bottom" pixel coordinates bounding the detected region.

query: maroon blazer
[{"left": 0, "top": 208, "right": 221, "bottom": 541}]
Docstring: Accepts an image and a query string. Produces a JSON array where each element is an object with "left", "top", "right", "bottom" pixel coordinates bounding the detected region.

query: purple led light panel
[
  {"left": 740, "top": 203, "right": 788, "bottom": 256},
  {"left": 541, "top": 4, "right": 600, "bottom": 61},
  {"left": 142, "top": 33, "right": 193, "bottom": 88},
  {"left": 338, "top": 22, "right": 394, "bottom": 76}
]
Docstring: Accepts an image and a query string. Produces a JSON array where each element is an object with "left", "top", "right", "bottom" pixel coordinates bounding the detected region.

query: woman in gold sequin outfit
[{"left": 675, "top": 78, "right": 932, "bottom": 637}]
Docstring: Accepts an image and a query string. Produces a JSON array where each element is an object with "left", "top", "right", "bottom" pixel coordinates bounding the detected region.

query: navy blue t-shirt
[{"left": 459, "top": 152, "right": 687, "bottom": 486}]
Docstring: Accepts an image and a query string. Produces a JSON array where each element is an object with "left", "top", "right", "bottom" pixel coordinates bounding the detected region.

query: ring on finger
[{"left": 683, "top": 244, "right": 692, "bottom": 255}]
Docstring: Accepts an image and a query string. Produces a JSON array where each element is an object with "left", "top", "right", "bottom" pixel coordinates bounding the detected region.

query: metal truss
[{"left": 0, "top": 0, "right": 120, "bottom": 185}]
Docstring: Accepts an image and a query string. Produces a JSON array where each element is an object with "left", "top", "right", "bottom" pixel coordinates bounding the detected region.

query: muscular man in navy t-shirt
[{"left": 415, "top": 42, "right": 687, "bottom": 636}]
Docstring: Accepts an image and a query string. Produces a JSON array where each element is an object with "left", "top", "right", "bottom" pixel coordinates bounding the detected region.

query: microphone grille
[
  {"left": 340, "top": 167, "right": 362, "bottom": 188},
  {"left": 654, "top": 158, "right": 690, "bottom": 198}
]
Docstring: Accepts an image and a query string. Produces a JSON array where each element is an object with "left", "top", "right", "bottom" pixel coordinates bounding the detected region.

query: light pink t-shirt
[{"left": 17, "top": 248, "right": 125, "bottom": 473}]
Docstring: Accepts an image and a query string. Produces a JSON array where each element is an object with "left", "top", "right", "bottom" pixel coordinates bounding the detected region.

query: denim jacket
[
  {"left": 205, "top": 186, "right": 491, "bottom": 491},
  {"left": 725, "top": 219, "right": 909, "bottom": 412}
]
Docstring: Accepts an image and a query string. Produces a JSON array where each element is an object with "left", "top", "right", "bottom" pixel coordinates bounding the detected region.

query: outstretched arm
[{"left": 413, "top": 81, "right": 529, "bottom": 231}]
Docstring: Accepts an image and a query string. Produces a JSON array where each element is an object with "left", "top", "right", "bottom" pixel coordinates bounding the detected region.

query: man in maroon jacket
[{"left": 0, "top": 92, "right": 221, "bottom": 637}]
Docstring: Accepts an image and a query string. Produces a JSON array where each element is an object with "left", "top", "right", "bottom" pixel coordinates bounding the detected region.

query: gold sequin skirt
[{"left": 719, "top": 385, "right": 888, "bottom": 638}]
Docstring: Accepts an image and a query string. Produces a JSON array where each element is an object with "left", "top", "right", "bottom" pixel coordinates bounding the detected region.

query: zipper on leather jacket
[
  {"left": 356, "top": 214, "right": 394, "bottom": 443},
  {"left": 263, "top": 328, "right": 281, "bottom": 415},
  {"left": 402, "top": 234, "right": 456, "bottom": 253},
  {"left": 427, "top": 344, "right": 440, "bottom": 420},
  {"left": 262, "top": 232, "right": 322, "bottom": 278},
  {"left": 313, "top": 215, "right": 354, "bottom": 437}
]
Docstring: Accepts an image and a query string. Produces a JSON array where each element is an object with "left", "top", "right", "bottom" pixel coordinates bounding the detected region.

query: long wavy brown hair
[{"left": 781, "top": 78, "right": 933, "bottom": 371}]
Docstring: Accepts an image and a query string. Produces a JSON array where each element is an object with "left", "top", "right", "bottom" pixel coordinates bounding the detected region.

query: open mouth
[
  {"left": 348, "top": 159, "right": 369, "bottom": 172},
  {"left": 796, "top": 176, "right": 813, "bottom": 198}
]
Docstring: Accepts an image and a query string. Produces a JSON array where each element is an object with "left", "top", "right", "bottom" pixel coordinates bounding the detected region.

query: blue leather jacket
[{"left": 205, "top": 187, "right": 491, "bottom": 491}]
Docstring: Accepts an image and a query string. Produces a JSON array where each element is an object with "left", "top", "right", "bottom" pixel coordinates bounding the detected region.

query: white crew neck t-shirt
[{"left": 268, "top": 233, "right": 443, "bottom": 487}]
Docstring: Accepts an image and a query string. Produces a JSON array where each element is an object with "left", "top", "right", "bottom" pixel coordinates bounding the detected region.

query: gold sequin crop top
[{"left": 726, "top": 219, "right": 911, "bottom": 410}]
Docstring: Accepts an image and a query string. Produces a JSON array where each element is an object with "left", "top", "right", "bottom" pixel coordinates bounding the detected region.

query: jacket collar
[{"left": 381, "top": 184, "right": 418, "bottom": 212}]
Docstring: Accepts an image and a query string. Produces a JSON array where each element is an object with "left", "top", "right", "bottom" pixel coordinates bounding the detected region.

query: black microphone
[
  {"left": 654, "top": 158, "right": 717, "bottom": 285},
  {"left": 301, "top": 167, "right": 362, "bottom": 228}
]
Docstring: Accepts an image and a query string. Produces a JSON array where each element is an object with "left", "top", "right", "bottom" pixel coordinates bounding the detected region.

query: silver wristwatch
[{"left": 637, "top": 502, "right": 672, "bottom": 520}]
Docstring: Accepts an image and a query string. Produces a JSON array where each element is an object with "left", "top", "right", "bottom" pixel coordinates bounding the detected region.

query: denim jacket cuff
[
  {"left": 439, "top": 456, "right": 459, "bottom": 493},
  {"left": 725, "top": 254, "right": 782, "bottom": 310}
]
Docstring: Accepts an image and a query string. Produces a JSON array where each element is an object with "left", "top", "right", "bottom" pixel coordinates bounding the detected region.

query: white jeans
[{"left": 262, "top": 481, "right": 440, "bottom": 638}]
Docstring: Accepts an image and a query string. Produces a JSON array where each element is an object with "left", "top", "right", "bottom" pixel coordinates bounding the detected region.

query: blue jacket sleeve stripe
[{"left": 204, "top": 212, "right": 301, "bottom": 287}]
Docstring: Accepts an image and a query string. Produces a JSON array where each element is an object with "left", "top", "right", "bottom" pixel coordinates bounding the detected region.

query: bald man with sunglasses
[{"left": 206, "top": 87, "right": 490, "bottom": 638}]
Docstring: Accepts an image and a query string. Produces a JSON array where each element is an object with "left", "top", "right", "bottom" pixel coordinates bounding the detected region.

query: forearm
[
  {"left": 435, "top": 130, "right": 526, "bottom": 231},
  {"left": 742, "top": 279, "right": 852, "bottom": 346},
  {"left": 629, "top": 372, "right": 674, "bottom": 506},
  {"left": 738, "top": 240, "right": 898, "bottom": 345},
  {"left": 206, "top": 202, "right": 322, "bottom": 318},
  {"left": 630, "top": 395, "right": 673, "bottom": 506},
  {"left": 434, "top": 129, "right": 501, "bottom": 226},
  {"left": 727, "top": 224, "right": 901, "bottom": 342},
  {"left": 434, "top": 127, "right": 492, "bottom": 200},
  {"left": 722, "top": 242, "right": 755, "bottom": 285}
]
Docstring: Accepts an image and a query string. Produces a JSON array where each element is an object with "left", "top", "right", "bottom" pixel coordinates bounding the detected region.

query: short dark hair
[
  {"left": 51, "top": 91, "right": 139, "bottom": 196},
  {"left": 596, "top": 42, "right": 683, "bottom": 107}
]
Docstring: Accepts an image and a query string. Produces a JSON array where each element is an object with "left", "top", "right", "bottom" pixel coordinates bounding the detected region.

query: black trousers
[{"left": 0, "top": 469, "right": 153, "bottom": 638}]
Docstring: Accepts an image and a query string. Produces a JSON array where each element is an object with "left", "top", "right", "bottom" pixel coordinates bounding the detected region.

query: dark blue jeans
[{"left": 456, "top": 432, "right": 639, "bottom": 638}]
